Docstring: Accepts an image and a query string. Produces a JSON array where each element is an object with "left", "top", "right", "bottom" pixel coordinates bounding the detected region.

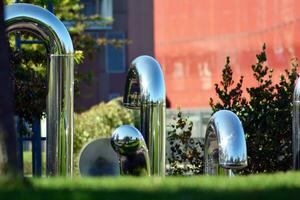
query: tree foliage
[
  {"left": 210, "top": 44, "right": 298, "bottom": 173},
  {"left": 4, "top": 0, "right": 129, "bottom": 123},
  {"left": 167, "top": 111, "right": 204, "bottom": 175}
]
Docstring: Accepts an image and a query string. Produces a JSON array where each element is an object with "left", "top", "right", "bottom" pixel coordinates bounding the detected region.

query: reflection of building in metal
[
  {"left": 154, "top": 0, "right": 300, "bottom": 108},
  {"left": 123, "top": 56, "right": 166, "bottom": 176}
]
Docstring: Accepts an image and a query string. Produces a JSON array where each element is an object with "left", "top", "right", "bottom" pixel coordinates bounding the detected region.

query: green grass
[
  {"left": 23, "top": 151, "right": 46, "bottom": 176},
  {"left": 0, "top": 172, "right": 300, "bottom": 200}
]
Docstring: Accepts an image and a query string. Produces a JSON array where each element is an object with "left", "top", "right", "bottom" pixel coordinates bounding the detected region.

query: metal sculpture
[
  {"left": 204, "top": 110, "right": 247, "bottom": 175},
  {"left": 111, "top": 125, "right": 150, "bottom": 176},
  {"left": 5, "top": 3, "right": 74, "bottom": 176},
  {"left": 123, "top": 55, "right": 166, "bottom": 176},
  {"left": 293, "top": 79, "right": 300, "bottom": 169}
]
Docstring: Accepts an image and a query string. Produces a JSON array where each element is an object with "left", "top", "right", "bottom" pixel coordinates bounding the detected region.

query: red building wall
[{"left": 154, "top": 0, "right": 300, "bottom": 108}]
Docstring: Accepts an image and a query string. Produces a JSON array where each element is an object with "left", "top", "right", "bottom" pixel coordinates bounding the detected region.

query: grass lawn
[
  {"left": 0, "top": 172, "right": 300, "bottom": 200},
  {"left": 23, "top": 151, "right": 46, "bottom": 176}
]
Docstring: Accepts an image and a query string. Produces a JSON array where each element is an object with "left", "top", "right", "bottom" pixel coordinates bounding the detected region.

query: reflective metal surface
[
  {"left": 204, "top": 110, "right": 247, "bottom": 176},
  {"left": 111, "top": 125, "right": 150, "bottom": 176},
  {"left": 79, "top": 138, "right": 120, "bottom": 176},
  {"left": 5, "top": 3, "right": 74, "bottom": 176},
  {"left": 293, "top": 79, "right": 300, "bottom": 169},
  {"left": 123, "top": 55, "right": 166, "bottom": 176}
]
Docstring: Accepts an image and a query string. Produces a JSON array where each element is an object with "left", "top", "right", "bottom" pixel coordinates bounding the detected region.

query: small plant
[
  {"left": 167, "top": 110, "right": 204, "bottom": 175},
  {"left": 210, "top": 44, "right": 298, "bottom": 174}
]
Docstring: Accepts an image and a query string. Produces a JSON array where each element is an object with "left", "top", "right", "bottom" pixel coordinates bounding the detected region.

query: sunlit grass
[
  {"left": 23, "top": 151, "right": 46, "bottom": 176},
  {"left": 0, "top": 172, "right": 299, "bottom": 200}
]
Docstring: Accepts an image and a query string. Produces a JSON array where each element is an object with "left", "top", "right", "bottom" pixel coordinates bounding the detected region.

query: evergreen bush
[{"left": 210, "top": 45, "right": 298, "bottom": 173}]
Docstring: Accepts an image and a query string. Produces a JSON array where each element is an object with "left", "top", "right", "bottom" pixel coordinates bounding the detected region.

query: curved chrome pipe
[
  {"left": 5, "top": 3, "right": 73, "bottom": 54},
  {"left": 204, "top": 110, "right": 247, "bottom": 175},
  {"left": 123, "top": 55, "right": 166, "bottom": 176},
  {"left": 5, "top": 3, "right": 74, "bottom": 176},
  {"left": 111, "top": 125, "right": 150, "bottom": 176},
  {"left": 293, "top": 79, "right": 300, "bottom": 169}
]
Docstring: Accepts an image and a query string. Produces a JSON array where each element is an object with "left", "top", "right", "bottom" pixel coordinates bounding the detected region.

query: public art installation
[
  {"left": 5, "top": 3, "right": 74, "bottom": 176},
  {"left": 5, "top": 3, "right": 251, "bottom": 178},
  {"left": 111, "top": 125, "right": 150, "bottom": 176},
  {"left": 79, "top": 138, "right": 120, "bottom": 176},
  {"left": 293, "top": 79, "right": 300, "bottom": 170},
  {"left": 204, "top": 110, "right": 247, "bottom": 176},
  {"left": 122, "top": 55, "right": 166, "bottom": 176}
]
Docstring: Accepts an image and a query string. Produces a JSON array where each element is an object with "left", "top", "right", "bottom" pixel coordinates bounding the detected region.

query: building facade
[
  {"left": 76, "top": 0, "right": 154, "bottom": 111},
  {"left": 78, "top": 0, "right": 300, "bottom": 110},
  {"left": 76, "top": 0, "right": 300, "bottom": 138},
  {"left": 154, "top": 0, "right": 300, "bottom": 108}
]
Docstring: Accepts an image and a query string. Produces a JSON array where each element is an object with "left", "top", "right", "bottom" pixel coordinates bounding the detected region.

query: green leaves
[
  {"left": 167, "top": 110, "right": 204, "bottom": 175},
  {"left": 210, "top": 44, "right": 299, "bottom": 174},
  {"left": 209, "top": 56, "right": 246, "bottom": 113},
  {"left": 73, "top": 97, "right": 138, "bottom": 175},
  {"left": 5, "top": 0, "right": 131, "bottom": 125}
]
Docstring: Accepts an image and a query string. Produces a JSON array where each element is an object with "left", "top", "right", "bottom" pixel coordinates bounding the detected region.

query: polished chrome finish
[
  {"left": 123, "top": 55, "right": 166, "bottom": 176},
  {"left": 293, "top": 79, "right": 300, "bottom": 169},
  {"left": 204, "top": 110, "right": 247, "bottom": 176},
  {"left": 111, "top": 125, "right": 150, "bottom": 176},
  {"left": 5, "top": 4, "right": 73, "bottom": 54},
  {"left": 5, "top": 3, "right": 74, "bottom": 176},
  {"left": 79, "top": 138, "right": 120, "bottom": 176}
]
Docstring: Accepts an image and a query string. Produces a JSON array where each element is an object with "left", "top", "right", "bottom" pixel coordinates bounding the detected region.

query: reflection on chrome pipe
[
  {"left": 293, "top": 79, "right": 300, "bottom": 170},
  {"left": 204, "top": 110, "right": 247, "bottom": 176},
  {"left": 123, "top": 55, "right": 166, "bottom": 176},
  {"left": 5, "top": 3, "right": 74, "bottom": 176},
  {"left": 111, "top": 125, "right": 150, "bottom": 176}
]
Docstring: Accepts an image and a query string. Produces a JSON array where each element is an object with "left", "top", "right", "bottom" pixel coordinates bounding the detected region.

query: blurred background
[
  {"left": 73, "top": 0, "right": 300, "bottom": 109},
  {"left": 5, "top": 0, "right": 299, "bottom": 176}
]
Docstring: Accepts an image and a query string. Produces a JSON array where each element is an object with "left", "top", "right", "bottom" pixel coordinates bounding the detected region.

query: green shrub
[
  {"left": 210, "top": 44, "right": 298, "bottom": 174},
  {"left": 73, "top": 97, "right": 138, "bottom": 175},
  {"left": 74, "top": 97, "right": 138, "bottom": 156},
  {"left": 167, "top": 110, "right": 204, "bottom": 175}
]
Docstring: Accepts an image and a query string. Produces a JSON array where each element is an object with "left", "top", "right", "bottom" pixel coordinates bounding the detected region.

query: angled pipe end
[
  {"left": 205, "top": 110, "right": 247, "bottom": 175},
  {"left": 123, "top": 55, "right": 166, "bottom": 108},
  {"left": 111, "top": 125, "right": 150, "bottom": 176},
  {"left": 5, "top": 3, "right": 74, "bottom": 54}
]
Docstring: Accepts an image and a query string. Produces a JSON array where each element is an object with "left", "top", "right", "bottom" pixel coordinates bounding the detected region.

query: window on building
[
  {"left": 79, "top": 0, "right": 113, "bottom": 30},
  {"left": 81, "top": 0, "right": 113, "bottom": 18},
  {"left": 105, "top": 32, "right": 126, "bottom": 73}
]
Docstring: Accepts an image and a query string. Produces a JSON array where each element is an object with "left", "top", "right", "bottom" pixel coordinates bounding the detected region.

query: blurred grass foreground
[{"left": 1, "top": 172, "right": 300, "bottom": 200}]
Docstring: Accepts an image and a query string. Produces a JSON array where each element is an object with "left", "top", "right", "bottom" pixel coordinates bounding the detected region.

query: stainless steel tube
[
  {"left": 293, "top": 79, "right": 300, "bottom": 170},
  {"left": 204, "top": 110, "right": 247, "bottom": 175},
  {"left": 111, "top": 125, "right": 150, "bottom": 176},
  {"left": 5, "top": 3, "right": 74, "bottom": 176},
  {"left": 123, "top": 55, "right": 166, "bottom": 176}
]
